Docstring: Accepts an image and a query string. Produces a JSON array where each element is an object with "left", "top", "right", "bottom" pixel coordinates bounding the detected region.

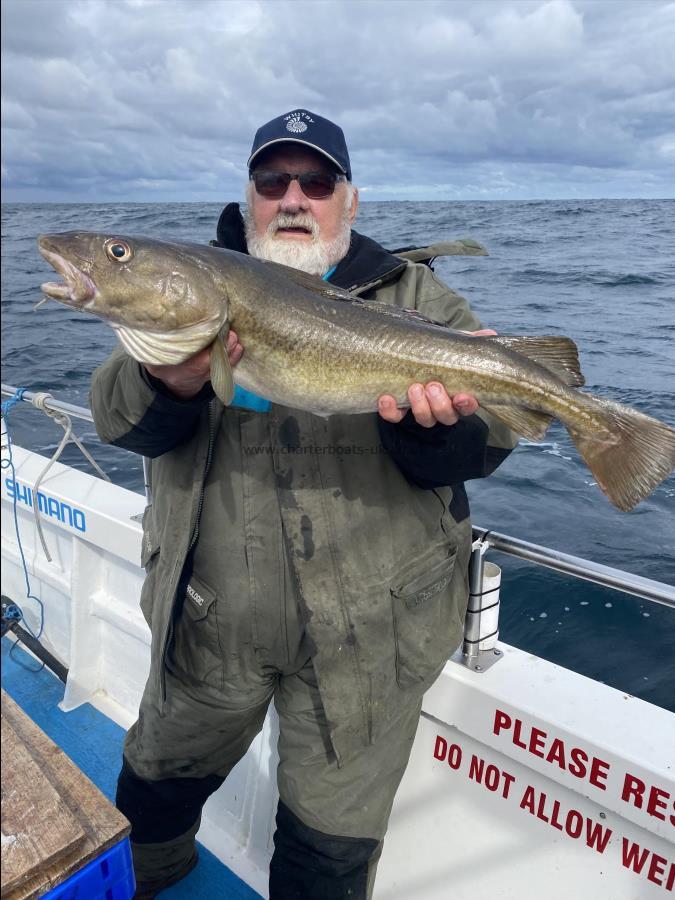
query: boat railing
[
  {"left": 470, "top": 527, "right": 674, "bottom": 607},
  {"left": 2, "top": 384, "right": 96, "bottom": 425},
  {"left": 462, "top": 527, "right": 674, "bottom": 673},
  {"left": 3, "top": 381, "right": 673, "bottom": 673}
]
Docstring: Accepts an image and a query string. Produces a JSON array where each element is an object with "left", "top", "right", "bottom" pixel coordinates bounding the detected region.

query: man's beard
[{"left": 244, "top": 209, "right": 352, "bottom": 275}]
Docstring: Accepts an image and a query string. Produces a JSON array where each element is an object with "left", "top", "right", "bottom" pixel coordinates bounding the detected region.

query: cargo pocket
[
  {"left": 139, "top": 511, "right": 160, "bottom": 628},
  {"left": 391, "top": 546, "right": 460, "bottom": 689},
  {"left": 171, "top": 573, "right": 224, "bottom": 689}
]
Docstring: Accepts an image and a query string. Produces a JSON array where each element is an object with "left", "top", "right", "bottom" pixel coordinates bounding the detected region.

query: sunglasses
[{"left": 250, "top": 170, "right": 346, "bottom": 200}]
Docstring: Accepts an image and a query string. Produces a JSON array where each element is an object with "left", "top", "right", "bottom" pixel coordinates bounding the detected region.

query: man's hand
[
  {"left": 145, "top": 329, "right": 244, "bottom": 400},
  {"left": 377, "top": 329, "right": 496, "bottom": 428}
]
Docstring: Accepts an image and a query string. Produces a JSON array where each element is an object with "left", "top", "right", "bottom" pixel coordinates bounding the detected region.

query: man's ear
[{"left": 348, "top": 186, "right": 359, "bottom": 224}]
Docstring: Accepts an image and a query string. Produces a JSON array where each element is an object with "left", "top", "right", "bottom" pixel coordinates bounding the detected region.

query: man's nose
[{"left": 279, "top": 178, "right": 309, "bottom": 213}]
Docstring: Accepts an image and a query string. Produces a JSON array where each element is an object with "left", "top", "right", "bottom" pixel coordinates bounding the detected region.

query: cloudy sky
[{"left": 2, "top": 0, "right": 674, "bottom": 202}]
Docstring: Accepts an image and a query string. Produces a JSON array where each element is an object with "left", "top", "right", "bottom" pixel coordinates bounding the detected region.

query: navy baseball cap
[{"left": 248, "top": 109, "right": 352, "bottom": 181}]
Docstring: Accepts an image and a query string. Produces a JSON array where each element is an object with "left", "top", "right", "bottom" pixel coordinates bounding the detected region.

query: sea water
[{"left": 2, "top": 199, "right": 674, "bottom": 710}]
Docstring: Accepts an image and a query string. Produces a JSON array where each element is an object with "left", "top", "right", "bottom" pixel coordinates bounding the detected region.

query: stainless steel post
[
  {"left": 464, "top": 541, "right": 486, "bottom": 658},
  {"left": 459, "top": 539, "right": 503, "bottom": 672}
]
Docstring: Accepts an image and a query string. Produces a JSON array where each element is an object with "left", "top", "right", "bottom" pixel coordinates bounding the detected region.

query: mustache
[{"left": 268, "top": 213, "right": 319, "bottom": 238}]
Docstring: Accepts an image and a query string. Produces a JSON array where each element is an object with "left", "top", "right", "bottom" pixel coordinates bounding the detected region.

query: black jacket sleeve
[
  {"left": 378, "top": 410, "right": 512, "bottom": 489},
  {"left": 90, "top": 348, "right": 214, "bottom": 459}
]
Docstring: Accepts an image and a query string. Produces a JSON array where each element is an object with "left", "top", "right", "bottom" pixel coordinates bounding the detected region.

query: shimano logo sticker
[{"left": 4, "top": 477, "right": 87, "bottom": 533}]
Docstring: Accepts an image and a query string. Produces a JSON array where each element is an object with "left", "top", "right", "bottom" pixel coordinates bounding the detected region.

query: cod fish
[{"left": 37, "top": 232, "right": 675, "bottom": 511}]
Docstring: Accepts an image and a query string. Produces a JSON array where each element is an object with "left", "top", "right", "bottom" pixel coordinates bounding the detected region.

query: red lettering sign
[
  {"left": 621, "top": 773, "right": 674, "bottom": 825},
  {"left": 433, "top": 735, "right": 462, "bottom": 771},
  {"left": 492, "top": 709, "right": 610, "bottom": 790},
  {"left": 432, "top": 728, "right": 673, "bottom": 892},
  {"left": 622, "top": 837, "right": 675, "bottom": 890}
]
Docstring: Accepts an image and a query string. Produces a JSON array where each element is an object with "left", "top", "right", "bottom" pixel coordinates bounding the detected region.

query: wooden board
[
  {"left": 0, "top": 690, "right": 130, "bottom": 900},
  {"left": 1, "top": 713, "right": 85, "bottom": 895}
]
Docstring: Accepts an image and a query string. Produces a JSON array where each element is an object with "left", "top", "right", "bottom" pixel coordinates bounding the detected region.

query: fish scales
[
  {"left": 229, "top": 270, "right": 565, "bottom": 413},
  {"left": 36, "top": 231, "right": 675, "bottom": 511}
]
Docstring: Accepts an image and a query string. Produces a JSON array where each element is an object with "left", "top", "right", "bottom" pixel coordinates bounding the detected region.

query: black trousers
[{"left": 117, "top": 759, "right": 379, "bottom": 899}]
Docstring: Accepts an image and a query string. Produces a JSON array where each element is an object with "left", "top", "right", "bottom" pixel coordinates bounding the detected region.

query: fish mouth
[{"left": 38, "top": 236, "right": 97, "bottom": 307}]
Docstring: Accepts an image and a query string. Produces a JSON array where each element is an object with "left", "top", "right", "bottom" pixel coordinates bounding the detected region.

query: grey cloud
[{"left": 2, "top": 0, "right": 674, "bottom": 201}]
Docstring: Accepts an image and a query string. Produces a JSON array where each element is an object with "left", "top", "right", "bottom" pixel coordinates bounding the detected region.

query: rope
[
  {"left": 29, "top": 393, "right": 110, "bottom": 561},
  {"left": 1, "top": 386, "right": 111, "bottom": 672},
  {"left": 1, "top": 387, "right": 28, "bottom": 417},
  {"left": 1, "top": 390, "right": 45, "bottom": 666},
  {"left": 2, "top": 388, "right": 111, "bottom": 562}
]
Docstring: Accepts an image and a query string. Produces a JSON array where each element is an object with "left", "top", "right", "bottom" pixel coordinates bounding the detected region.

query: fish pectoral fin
[
  {"left": 113, "top": 321, "right": 219, "bottom": 366},
  {"left": 487, "top": 335, "right": 585, "bottom": 387},
  {"left": 210, "top": 326, "right": 234, "bottom": 405},
  {"left": 481, "top": 403, "right": 555, "bottom": 442}
]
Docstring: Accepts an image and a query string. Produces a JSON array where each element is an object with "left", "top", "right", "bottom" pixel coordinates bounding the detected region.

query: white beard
[{"left": 244, "top": 209, "right": 352, "bottom": 276}]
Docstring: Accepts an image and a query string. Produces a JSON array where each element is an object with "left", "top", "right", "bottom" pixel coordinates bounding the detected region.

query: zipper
[
  {"left": 347, "top": 261, "right": 408, "bottom": 296},
  {"left": 187, "top": 401, "right": 218, "bottom": 553},
  {"left": 160, "top": 401, "right": 218, "bottom": 702}
]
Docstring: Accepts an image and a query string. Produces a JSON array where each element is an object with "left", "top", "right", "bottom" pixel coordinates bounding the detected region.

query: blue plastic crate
[{"left": 43, "top": 837, "right": 135, "bottom": 900}]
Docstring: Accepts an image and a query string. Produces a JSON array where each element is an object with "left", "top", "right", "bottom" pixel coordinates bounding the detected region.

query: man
[{"left": 90, "top": 109, "right": 516, "bottom": 899}]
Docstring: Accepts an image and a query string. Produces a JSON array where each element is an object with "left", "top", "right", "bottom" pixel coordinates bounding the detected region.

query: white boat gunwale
[{"left": 2, "top": 384, "right": 674, "bottom": 899}]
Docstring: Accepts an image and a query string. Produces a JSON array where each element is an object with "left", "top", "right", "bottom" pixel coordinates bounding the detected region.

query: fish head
[{"left": 37, "top": 231, "right": 230, "bottom": 336}]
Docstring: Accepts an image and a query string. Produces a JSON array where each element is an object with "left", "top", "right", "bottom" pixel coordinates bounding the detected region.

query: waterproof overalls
[{"left": 89, "top": 207, "right": 516, "bottom": 898}]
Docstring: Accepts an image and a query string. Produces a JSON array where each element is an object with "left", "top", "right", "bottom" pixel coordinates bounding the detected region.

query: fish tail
[{"left": 567, "top": 396, "right": 675, "bottom": 511}]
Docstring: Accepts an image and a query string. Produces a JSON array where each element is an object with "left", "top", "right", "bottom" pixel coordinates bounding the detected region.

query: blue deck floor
[{"left": 1, "top": 637, "right": 263, "bottom": 899}]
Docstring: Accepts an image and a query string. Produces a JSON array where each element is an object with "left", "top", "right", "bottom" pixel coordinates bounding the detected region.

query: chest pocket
[
  {"left": 391, "top": 546, "right": 461, "bottom": 688},
  {"left": 171, "top": 573, "right": 224, "bottom": 689}
]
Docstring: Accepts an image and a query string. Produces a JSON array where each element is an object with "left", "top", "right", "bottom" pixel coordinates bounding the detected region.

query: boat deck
[{"left": 0, "top": 637, "right": 263, "bottom": 899}]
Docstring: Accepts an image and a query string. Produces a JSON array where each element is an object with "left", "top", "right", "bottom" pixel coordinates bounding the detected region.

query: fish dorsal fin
[
  {"left": 349, "top": 311, "right": 585, "bottom": 388},
  {"left": 210, "top": 324, "right": 234, "bottom": 405},
  {"left": 351, "top": 298, "right": 453, "bottom": 329},
  {"left": 258, "top": 259, "right": 355, "bottom": 302},
  {"left": 487, "top": 335, "right": 585, "bottom": 387}
]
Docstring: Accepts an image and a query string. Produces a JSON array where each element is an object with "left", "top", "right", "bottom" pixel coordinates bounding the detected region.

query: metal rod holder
[{"left": 459, "top": 539, "right": 503, "bottom": 673}]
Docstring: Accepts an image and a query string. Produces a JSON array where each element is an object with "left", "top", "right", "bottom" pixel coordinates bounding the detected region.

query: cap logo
[{"left": 285, "top": 111, "right": 314, "bottom": 134}]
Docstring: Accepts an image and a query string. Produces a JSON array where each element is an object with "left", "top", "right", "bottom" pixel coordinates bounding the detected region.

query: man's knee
[
  {"left": 116, "top": 757, "right": 224, "bottom": 843},
  {"left": 270, "top": 801, "right": 379, "bottom": 899}
]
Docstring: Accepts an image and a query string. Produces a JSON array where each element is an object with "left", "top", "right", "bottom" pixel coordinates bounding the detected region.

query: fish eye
[{"left": 105, "top": 239, "right": 133, "bottom": 262}]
